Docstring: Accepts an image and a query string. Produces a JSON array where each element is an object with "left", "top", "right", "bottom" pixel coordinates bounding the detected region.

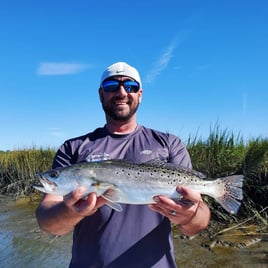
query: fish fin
[
  {"left": 102, "top": 188, "right": 121, "bottom": 202},
  {"left": 106, "top": 202, "right": 123, "bottom": 212},
  {"left": 101, "top": 188, "right": 123, "bottom": 212},
  {"left": 215, "top": 175, "right": 244, "bottom": 214},
  {"left": 216, "top": 195, "right": 242, "bottom": 214}
]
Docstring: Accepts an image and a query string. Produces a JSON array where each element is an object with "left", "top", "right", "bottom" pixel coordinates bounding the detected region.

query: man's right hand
[
  {"left": 36, "top": 187, "right": 107, "bottom": 235},
  {"left": 63, "top": 187, "right": 108, "bottom": 217}
]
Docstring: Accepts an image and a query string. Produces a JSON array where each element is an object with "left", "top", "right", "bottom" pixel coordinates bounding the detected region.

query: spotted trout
[{"left": 34, "top": 159, "right": 243, "bottom": 214}]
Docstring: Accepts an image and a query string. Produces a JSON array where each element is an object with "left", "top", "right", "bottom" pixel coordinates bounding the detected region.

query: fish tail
[{"left": 214, "top": 175, "right": 244, "bottom": 214}]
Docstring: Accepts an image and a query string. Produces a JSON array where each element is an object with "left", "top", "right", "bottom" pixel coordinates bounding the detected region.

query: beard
[{"left": 101, "top": 96, "right": 139, "bottom": 122}]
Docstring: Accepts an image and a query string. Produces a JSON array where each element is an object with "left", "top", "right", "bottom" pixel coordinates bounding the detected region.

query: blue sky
[{"left": 1, "top": 0, "right": 267, "bottom": 151}]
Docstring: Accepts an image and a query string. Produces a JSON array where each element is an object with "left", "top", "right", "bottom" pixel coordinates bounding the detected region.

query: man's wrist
[{"left": 177, "top": 200, "right": 210, "bottom": 236}]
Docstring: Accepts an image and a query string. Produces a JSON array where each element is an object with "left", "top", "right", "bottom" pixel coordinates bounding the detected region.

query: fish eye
[{"left": 50, "top": 170, "right": 59, "bottom": 178}]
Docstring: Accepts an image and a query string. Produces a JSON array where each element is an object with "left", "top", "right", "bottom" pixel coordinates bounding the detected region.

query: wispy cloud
[
  {"left": 145, "top": 40, "right": 177, "bottom": 83},
  {"left": 37, "top": 62, "right": 89, "bottom": 75},
  {"left": 48, "top": 128, "right": 65, "bottom": 139},
  {"left": 145, "top": 32, "right": 189, "bottom": 83}
]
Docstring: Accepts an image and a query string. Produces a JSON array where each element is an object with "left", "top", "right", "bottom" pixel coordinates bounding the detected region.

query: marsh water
[{"left": 0, "top": 196, "right": 267, "bottom": 268}]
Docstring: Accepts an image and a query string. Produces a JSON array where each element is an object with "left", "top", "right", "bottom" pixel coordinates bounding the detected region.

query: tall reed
[
  {"left": 0, "top": 147, "right": 55, "bottom": 198},
  {"left": 187, "top": 126, "right": 268, "bottom": 223}
]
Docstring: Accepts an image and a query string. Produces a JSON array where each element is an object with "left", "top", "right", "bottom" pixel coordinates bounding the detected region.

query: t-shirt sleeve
[
  {"left": 168, "top": 134, "right": 192, "bottom": 169},
  {"left": 52, "top": 140, "right": 77, "bottom": 168}
]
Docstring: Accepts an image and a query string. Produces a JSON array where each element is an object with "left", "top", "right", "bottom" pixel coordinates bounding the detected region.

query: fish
[{"left": 34, "top": 159, "right": 244, "bottom": 214}]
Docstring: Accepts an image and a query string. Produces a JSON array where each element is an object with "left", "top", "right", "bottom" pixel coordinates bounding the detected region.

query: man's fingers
[
  {"left": 95, "top": 196, "right": 108, "bottom": 208},
  {"left": 176, "top": 185, "right": 202, "bottom": 203},
  {"left": 63, "top": 186, "right": 87, "bottom": 206}
]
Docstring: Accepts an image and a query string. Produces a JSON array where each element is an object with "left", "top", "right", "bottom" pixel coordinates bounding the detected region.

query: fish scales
[
  {"left": 93, "top": 160, "right": 204, "bottom": 186},
  {"left": 34, "top": 159, "right": 244, "bottom": 214}
]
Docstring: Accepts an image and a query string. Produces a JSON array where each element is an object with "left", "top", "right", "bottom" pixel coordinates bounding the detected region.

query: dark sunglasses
[{"left": 101, "top": 79, "right": 140, "bottom": 93}]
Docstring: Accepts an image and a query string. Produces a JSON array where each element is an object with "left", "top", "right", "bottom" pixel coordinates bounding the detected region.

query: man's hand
[
  {"left": 64, "top": 186, "right": 108, "bottom": 217},
  {"left": 148, "top": 185, "right": 210, "bottom": 236},
  {"left": 36, "top": 187, "right": 108, "bottom": 236}
]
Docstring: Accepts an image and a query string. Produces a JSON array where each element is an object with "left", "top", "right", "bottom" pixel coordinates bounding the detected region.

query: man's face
[{"left": 99, "top": 76, "right": 142, "bottom": 122}]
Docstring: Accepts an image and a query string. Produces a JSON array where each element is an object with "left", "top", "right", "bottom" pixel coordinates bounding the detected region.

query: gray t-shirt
[{"left": 53, "top": 125, "right": 192, "bottom": 268}]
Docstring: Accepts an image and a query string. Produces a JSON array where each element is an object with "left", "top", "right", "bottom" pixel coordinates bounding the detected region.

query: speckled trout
[{"left": 34, "top": 159, "right": 243, "bottom": 214}]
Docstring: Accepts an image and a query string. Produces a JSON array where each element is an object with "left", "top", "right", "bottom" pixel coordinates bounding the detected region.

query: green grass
[
  {"left": 0, "top": 147, "right": 55, "bottom": 198},
  {"left": 0, "top": 127, "right": 267, "bottom": 225},
  {"left": 187, "top": 126, "right": 267, "bottom": 225}
]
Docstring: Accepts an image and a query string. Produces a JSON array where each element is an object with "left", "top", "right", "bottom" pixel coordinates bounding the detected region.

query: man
[{"left": 36, "top": 62, "right": 210, "bottom": 268}]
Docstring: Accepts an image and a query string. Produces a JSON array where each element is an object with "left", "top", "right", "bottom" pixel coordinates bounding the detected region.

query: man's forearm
[{"left": 36, "top": 201, "right": 84, "bottom": 235}]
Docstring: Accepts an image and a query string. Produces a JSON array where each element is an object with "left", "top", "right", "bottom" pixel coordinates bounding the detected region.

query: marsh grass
[
  {"left": 187, "top": 126, "right": 245, "bottom": 177},
  {"left": 0, "top": 147, "right": 55, "bottom": 198},
  {"left": 0, "top": 127, "right": 267, "bottom": 225},
  {"left": 187, "top": 126, "right": 268, "bottom": 225}
]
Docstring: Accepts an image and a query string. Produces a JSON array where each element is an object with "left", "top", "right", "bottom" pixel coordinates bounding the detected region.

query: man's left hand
[{"left": 148, "top": 185, "right": 211, "bottom": 236}]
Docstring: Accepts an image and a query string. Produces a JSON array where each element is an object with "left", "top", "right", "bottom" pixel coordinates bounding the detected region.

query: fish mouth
[{"left": 36, "top": 173, "right": 57, "bottom": 191}]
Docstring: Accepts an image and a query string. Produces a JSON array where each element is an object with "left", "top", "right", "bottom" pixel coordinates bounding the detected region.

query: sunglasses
[{"left": 101, "top": 79, "right": 140, "bottom": 93}]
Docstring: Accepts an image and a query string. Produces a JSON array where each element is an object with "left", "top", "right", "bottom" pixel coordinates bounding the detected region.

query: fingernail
[
  {"left": 176, "top": 186, "right": 185, "bottom": 194},
  {"left": 77, "top": 187, "right": 86, "bottom": 195}
]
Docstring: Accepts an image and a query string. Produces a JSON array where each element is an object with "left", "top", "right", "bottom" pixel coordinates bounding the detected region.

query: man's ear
[
  {"left": 138, "top": 89, "right": 143, "bottom": 104},
  {"left": 99, "top": 88, "right": 104, "bottom": 102}
]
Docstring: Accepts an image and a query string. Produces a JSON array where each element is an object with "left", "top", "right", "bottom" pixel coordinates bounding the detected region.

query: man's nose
[{"left": 115, "top": 84, "right": 128, "bottom": 95}]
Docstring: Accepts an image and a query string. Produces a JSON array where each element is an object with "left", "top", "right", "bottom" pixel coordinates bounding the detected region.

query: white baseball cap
[{"left": 100, "top": 62, "right": 142, "bottom": 87}]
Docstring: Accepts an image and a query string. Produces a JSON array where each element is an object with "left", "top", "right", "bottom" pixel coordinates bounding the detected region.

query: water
[
  {"left": 0, "top": 196, "right": 72, "bottom": 268},
  {"left": 174, "top": 228, "right": 268, "bottom": 267},
  {"left": 0, "top": 196, "right": 267, "bottom": 268}
]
